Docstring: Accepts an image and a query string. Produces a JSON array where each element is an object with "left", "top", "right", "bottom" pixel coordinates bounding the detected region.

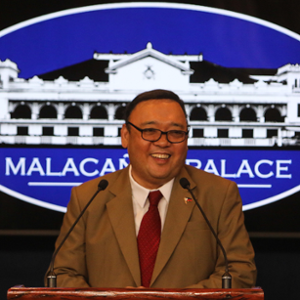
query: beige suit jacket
[{"left": 48, "top": 165, "right": 256, "bottom": 288}]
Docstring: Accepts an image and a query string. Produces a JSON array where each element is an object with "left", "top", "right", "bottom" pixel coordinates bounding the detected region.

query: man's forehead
[
  {"left": 132, "top": 98, "right": 183, "bottom": 112},
  {"left": 129, "top": 98, "right": 187, "bottom": 125},
  {"left": 140, "top": 120, "right": 186, "bottom": 128}
]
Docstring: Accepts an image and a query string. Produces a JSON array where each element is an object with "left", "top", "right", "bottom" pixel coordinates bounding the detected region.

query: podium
[{"left": 7, "top": 287, "right": 264, "bottom": 300}]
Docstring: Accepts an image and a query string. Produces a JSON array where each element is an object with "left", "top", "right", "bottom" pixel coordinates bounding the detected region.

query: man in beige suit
[{"left": 47, "top": 89, "right": 256, "bottom": 288}]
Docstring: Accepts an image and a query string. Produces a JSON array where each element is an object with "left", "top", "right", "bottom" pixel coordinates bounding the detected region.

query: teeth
[{"left": 152, "top": 154, "right": 170, "bottom": 159}]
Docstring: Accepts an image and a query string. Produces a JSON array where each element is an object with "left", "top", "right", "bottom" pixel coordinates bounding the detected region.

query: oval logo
[{"left": 0, "top": 3, "right": 300, "bottom": 212}]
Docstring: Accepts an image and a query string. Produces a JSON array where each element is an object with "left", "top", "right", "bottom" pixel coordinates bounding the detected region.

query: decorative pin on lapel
[{"left": 184, "top": 197, "right": 193, "bottom": 204}]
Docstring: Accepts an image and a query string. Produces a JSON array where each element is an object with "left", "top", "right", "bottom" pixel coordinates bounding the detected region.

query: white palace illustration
[{"left": 0, "top": 42, "right": 300, "bottom": 147}]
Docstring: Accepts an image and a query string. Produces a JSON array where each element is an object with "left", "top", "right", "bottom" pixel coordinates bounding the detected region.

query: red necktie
[{"left": 137, "top": 190, "right": 162, "bottom": 287}]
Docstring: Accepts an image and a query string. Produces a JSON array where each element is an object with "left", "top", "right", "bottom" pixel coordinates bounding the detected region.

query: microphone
[
  {"left": 179, "top": 177, "right": 232, "bottom": 289},
  {"left": 47, "top": 179, "right": 109, "bottom": 287}
]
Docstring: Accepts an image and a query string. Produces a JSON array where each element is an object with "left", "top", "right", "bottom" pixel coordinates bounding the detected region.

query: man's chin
[{"left": 148, "top": 172, "right": 173, "bottom": 185}]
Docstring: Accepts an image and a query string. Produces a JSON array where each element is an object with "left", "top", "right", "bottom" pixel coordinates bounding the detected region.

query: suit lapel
[
  {"left": 106, "top": 167, "right": 141, "bottom": 286},
  {"left": 151, "top": 167, "right": 197, "bottom": 285}
]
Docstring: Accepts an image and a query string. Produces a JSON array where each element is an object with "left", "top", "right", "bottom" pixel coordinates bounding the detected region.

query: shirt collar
[{"left": 129, "top": 165, "right": 174, "bottom": 208}]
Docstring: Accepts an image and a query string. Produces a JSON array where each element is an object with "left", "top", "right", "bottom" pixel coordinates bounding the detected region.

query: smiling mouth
[{"left": 151, "top": 154, "right": 170, "bottom": 159}]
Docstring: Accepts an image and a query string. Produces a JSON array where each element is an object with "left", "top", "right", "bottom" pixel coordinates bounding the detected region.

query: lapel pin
[{"left": 184, "top": 197, "right": 193, "bottom": 204}]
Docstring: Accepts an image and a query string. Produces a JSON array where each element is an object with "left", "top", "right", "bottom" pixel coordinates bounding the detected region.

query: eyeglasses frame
[{"left": 126, "top": 121, "right": 189, "bottom": 144}]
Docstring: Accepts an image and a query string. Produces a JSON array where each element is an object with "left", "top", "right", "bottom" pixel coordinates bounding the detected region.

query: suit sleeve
[
  {"left": 45, "top": 186, "right": 90, "bottom": 287},
  {"left": 186, "top": 180, "right": 257, "bottom": 288}
]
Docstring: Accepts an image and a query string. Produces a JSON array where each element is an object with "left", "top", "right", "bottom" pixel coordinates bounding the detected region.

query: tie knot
[{"left": 148, "top": 190, "right": 162, "bottom": 207}]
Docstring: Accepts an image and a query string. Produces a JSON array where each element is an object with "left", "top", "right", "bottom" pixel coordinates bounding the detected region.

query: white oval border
[
  {"left": 1, "top": 2, "right": 300, "bottom": 212},
  {"left": 1, "top": 2, "right": 300, "bottom": 42},
  {"left": 0, "top": 184, "right": 67, "bottom": 212},
  {"left": 242, "top": 184, "right": 300, "bottom": 211}
]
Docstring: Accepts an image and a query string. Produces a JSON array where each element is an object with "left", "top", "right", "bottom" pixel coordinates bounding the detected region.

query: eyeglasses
[{"left": 127, "top": 121, "right": 188, "bottom": 144}]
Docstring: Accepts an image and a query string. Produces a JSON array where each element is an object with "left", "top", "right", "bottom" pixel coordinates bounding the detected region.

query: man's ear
[{"left": 121, "top": 123, "right": 129, "bottom": 148}]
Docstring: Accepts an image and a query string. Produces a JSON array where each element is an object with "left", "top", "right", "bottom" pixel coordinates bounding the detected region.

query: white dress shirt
[{"left": 128, "top": 165, "right": 174, "bottom": 235}]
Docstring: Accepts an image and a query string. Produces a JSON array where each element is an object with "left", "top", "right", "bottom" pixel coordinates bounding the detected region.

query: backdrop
[{"left": 0, "top": 0, "right": 300, "bottom": 234}]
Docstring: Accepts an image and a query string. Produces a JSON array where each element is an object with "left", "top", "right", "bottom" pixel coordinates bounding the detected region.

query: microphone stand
[
  {"left": 180, "top": 178, "right": 232, "bottom": 288},
  {"left": 47, "top": 179, "right": 108, "bottom": 287}
]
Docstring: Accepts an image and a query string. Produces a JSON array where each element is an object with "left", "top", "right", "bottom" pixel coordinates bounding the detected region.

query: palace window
[
  {"left": 90, "top": 106, "right": 108, "bottom": 119},
  {"left": 242, "top": 129, "right": 253, "bottom": 138},
  {"left": 11, "top": 104, "right": 31, "bottom": 119},
  {"left": 193, "top": 128, "right": 204, "bottom": 137},
  {"left": 93, "top": 127, "right": 104, "bottom": 136},
  {"left": 240, "top": 108, "right": 256, "bottom": 122},
  {"left": 115, "top": 106, "right": 126, "bottom": 120},
  {"left": 218, "top": 129, "right": 229, "bottom": 138},
  {"left": 42, "top": 127, "right": 54, "bottom": 136},
  {"left": 190, "top": 107, "right": 207, "bottom": 121},
  {"left": 65, "top": 106, "right": 82, "bottom": 119},
  {"left": 68, "top": 127, "right": 79, "bottom": 136},
  {"left": 17, "top": 126, "right": 28, "bottom": 135},
  {"left": 215, "top": 107, "right": 232, "bottom": 121},
  {"left": 267, "top": 129, "right": 278, "bottom": 138},
  {"left": 265, "top": 108, "right": 283, "bottom": 122}
]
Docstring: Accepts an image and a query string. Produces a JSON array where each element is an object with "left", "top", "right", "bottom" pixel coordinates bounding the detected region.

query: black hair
[{"left": 123, "top": 89, "right": 187, "bottom": 123}]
